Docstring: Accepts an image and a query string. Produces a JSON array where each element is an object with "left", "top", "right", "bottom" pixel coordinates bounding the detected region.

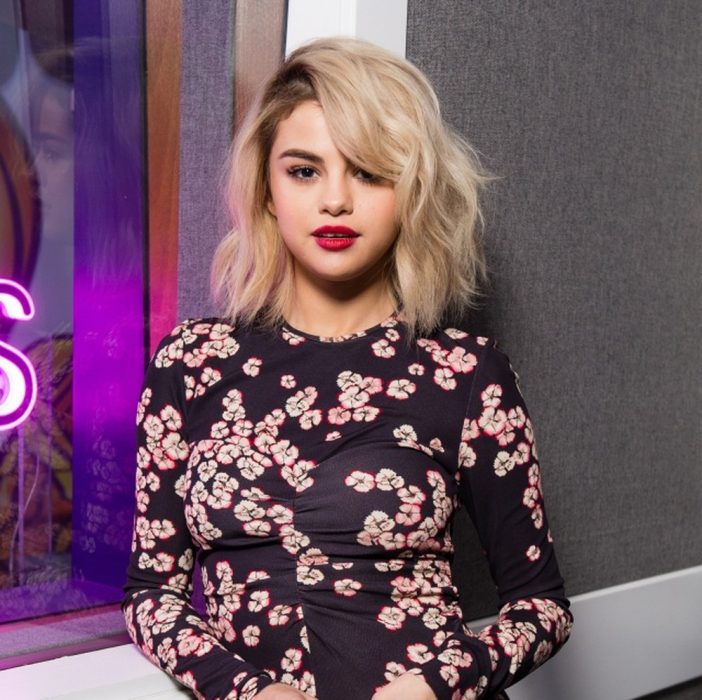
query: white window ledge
[{"left": 1, "top": 565, "right": 701, "bottom": 699}]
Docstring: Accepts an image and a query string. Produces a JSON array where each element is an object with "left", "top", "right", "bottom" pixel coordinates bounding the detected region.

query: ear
[{"left": 266, "top": 196, "right": 277, "bottom": 218}]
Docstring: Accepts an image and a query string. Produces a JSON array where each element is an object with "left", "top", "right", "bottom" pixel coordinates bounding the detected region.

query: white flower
[
  {"left": 285, "top": 387, "right": 317, "bottom": 417},
  {"left": 377, "top": 606, "right": 406, "bottom": 631},
  {"left": 444, "top": 328, "right": 468, "bottom": 340},
  {"left": 395, "top": 502, "right": 421, "bottom": 526},
  {"left": 281, "top": 648, "right": 303, "bottom": 672},
  {"left": 299, "top": 409, "right": 322, "bottom": 430},
  {"left": 421, "top": 607, "right": 447, "bottom": 630},
  {"left": 531, "top": 505, "right": 544, "bottom": 529},
  {"left": 243, "top": 520, "right": 272, "bottom": 537},
  {"left": 376, "top": 559, "right": 405, "bottom": 573},
  {"left": 384, "top": 661, "right": 408, "bottom": 681},
  {"left": 280, "top": 374, "right": 296, "bottom": 388},
  {"left": 352, "top": 405, "right": 380, "bottom": 422},
  {"left": 438, "top": 663, "right": 459, "bottom": 687},
  {"left": 526, "top": 545, "right": 541, "bottom": 561},
  {"left": 459, "top": 443, "right": 477, "bottom": 469},
  {"left": 479, "top": 406, "right": 507, "bottom": 436},
  {"left": 333, "top": 579, "right": 362, "bottom": 596},
  {"left": 363, "top": 510, "right": 394, "bottom": 534},
  {"left": 387, "top": 379, "right": 416, "bottom": 400},
  {"left": 143, "top": 415, "right": 164, "bottom": 440},
  {"left": 508, "top": 405, "right": 526, "bottom": 429},
  {"left": 533, "top": 640, "right": 553, "bottom": 667},
  {"left": 160, "top": 405, "right": 183, "bottom": 431},
  {"left": 242, "top": 624, "right": 261, "bottom": 647},
  {"left": 429, "top": 437, "right": 444, "bottom": 452},
  {"left": 522, "top": 486, "right": 540, "bottom": 509},
  {"left": 372, "top": 339, "right": 396, "bottom": 358},
  {"left": 434, "top": 367, "right": 457, "bottom": 391},
  {"left": 282, "top": 329, "right": 306, "bottom": 345},
  {"left": 296, "top": 565, "right": 324, "bottom": 586},
  {"left": 268, "top": 604, "right": 292, "bottom": 626},
  {"left": 493, "top": 451, "right": 516, "bottom": 477},
  {"left": 376, "top": 468, "right": 404, "bottom": 491},
  {"left": 446, "top": 347, "right": 477, "bottom": 373},
  {"left": 266, "top": 504, "right": 293, "bottom": 524},
  {"left": 345, "top": 470, "right": 375, "bottom": 492},
  {"left": 248, "top": 590, "right": 270, "bottom": 612},
  {"left": 514, "top": 442, "right": 531, "bottom": 464},
  {"left": 407, "top": 643, "right": 434, "bottom": 664},
  {"left": 481, "top": 384, "right": 502, "bottom": 407},
  {"left": 281, "top": 460, "right": 317, "bottom": 492},
  {"left": 328, "top": 406, "right": 351, "bottom": 425},
  {"left": 271, "top": 439, "right": 299, "bottom": 467},
  {"left": 393, "top": 424, "right": 417, "bottom": 442}
]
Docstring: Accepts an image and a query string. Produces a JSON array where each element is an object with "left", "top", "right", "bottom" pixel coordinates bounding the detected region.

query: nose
[{"left": 319, "top": 173, "right": 353, "bottom": 216}]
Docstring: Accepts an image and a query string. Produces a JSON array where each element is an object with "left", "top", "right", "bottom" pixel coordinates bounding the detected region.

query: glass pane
[{"left": 0, "top": 0, "right": 144, "bottom": 664}]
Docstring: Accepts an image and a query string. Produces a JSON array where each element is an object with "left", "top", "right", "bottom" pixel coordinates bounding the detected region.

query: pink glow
[{"left": 0, "top": 279, "right": 38, "bottom": 431}]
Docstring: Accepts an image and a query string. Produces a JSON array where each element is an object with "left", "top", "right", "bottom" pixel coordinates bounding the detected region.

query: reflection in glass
[{"left": 0, "top": 0, "right": 145, "bottom": 662}]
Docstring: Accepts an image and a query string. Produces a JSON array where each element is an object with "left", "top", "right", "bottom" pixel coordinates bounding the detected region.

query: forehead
[{"left": 270, "top": 100, "right": 337, "bottom": 155}]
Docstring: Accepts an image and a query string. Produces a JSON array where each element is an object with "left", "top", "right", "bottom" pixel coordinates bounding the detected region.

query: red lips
[
  {"left": 312, "top": 225, "right": 360, "bottom": 251},
  {"left": 312, "top": 225, "right": 360, "bottom": 237}
]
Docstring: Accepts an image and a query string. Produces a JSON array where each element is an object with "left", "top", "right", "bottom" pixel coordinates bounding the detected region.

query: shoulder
[
  {"left": 422, "top": 325, "right": 521, "bottom": 387},
  {"left": 434, "top": 325, "right": 494, "bottom": 353},
  {"left": 150, "top": 317, "right": 240, "bottom": 370},
  {"left": 416, "top": 324, "right": 495, "bottom": 364}
]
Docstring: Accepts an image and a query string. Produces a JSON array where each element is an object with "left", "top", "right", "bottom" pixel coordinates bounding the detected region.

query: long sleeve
[
  {"left": 419, "top": 340, "right": 573, "bottom": 699},
  {"left": 122, "top": 323, "right": 275, "bottom": 700}
]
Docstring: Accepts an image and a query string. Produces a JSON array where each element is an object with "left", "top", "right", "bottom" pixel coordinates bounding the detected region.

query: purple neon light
[{"left": 0, "top": 278, "right": 37, "bottom": 431}]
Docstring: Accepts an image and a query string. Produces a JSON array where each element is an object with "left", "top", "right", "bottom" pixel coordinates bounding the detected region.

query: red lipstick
[{"left": 312, "top": 225, "right": 360, "bottom": 251}]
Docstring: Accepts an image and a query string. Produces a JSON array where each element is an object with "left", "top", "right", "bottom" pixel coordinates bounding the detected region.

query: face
[
  {"left": 267, "top": 101, "right": 398, "bottom": 294},
  {"left": 33, "top": 89, "right": 74, "bottom": 239}
]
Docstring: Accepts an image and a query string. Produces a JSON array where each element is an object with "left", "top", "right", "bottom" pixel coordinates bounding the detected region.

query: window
[{"left": 0, "top": 0, "right": 145, "bottom": 666}]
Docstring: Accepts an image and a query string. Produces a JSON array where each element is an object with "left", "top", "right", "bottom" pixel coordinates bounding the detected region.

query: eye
[
  {"left": 354, "top": 168, "right": 380, "bottom": 184},
  {"left": 288, "top": 165, "right": 318, "bottom": 180}
]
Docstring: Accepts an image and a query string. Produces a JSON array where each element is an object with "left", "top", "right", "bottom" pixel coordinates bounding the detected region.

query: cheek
[{"left": 376, "top": 193, "right": 399, "bottom": 235}]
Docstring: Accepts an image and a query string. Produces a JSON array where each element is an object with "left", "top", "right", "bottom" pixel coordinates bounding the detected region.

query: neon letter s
[{"left": 0, "top": 279, "right": 38, "bottom": 431}]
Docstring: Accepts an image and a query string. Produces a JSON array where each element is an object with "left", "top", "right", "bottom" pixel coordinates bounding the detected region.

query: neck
[{"left": 284, "top": 268, "right": 396, "bottom": 338}]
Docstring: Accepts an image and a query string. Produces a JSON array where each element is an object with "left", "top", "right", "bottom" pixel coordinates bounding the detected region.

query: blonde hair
[{"left": 213, "top": 37, "right": 488, "bottom": 336}]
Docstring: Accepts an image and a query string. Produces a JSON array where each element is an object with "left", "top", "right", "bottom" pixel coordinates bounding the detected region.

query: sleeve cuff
[
  {"left": 418, "top": 637, "right": 492, "bottom": 699},
  {"left": 229, "top": 671, "right": 276, "bottom": 700}
]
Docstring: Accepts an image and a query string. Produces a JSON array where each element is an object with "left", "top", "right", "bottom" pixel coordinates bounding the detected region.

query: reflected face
[
  {"left": 267, "top": 101, "right": 398, "bottom": 293},
  {"left": 33, "top": 90, "right": 74, "bottom": 238}
]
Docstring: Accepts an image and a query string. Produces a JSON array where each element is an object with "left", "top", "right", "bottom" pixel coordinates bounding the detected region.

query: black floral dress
[{"left": 123, "top": 315, "right": 573, "bottom": 700}]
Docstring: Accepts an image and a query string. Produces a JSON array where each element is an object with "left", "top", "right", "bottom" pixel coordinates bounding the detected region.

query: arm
[
  {"left": 122, "top": 323, "right": 275, "bottom": 700},
  {"left": 419, "top": 340, "right": 573, "bottom": 698}
]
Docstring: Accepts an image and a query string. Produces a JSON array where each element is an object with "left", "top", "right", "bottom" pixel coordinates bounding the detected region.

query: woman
[{"left": 123, "top": 37, "right": 573, "bottom": 700}]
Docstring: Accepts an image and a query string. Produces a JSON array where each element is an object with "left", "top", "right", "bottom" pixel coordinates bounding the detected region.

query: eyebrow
[{"left": 277, "top": 149, "right": 323, "bottom": 164}]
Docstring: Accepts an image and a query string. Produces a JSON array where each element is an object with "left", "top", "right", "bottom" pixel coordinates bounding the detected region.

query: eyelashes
[
  {"left": 285, "top": 165, "right": 381, "bottom": 184},
  {"left": 287, "top": 165, "right": 317, "bottom": 180}
]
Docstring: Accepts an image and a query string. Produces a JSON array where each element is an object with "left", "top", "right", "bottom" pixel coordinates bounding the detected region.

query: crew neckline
[{"left": 281, "top": 312, "right": 399, "bottom": 344}]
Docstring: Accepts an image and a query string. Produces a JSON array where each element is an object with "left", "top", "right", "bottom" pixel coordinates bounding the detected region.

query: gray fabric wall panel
[
  {"left": 178, "top": 0, "right": 234, "bottom": 320},
  {"left": 407, "top": 1, "right": 702, "bottom": 604}
]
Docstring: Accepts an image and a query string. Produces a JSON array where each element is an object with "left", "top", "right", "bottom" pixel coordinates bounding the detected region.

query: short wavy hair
[{"left": 213, "top": 37, "right": 488, "bottom": 336}]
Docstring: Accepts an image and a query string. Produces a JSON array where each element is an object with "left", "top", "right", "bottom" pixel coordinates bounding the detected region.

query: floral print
[{"left": 123, "top": 317, "right": 572, "bottom": 700}]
